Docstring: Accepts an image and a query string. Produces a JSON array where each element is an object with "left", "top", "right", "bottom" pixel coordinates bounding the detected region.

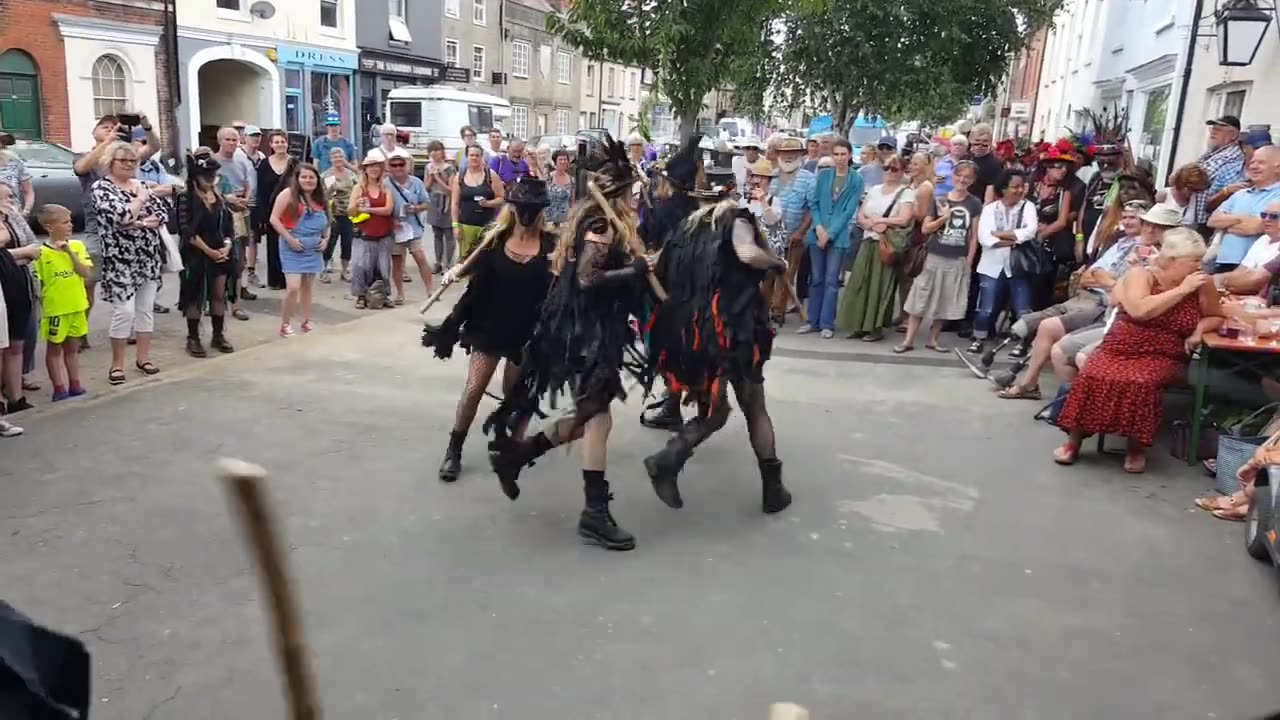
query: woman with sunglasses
[{"left": 837, "top": 154, "right": 915, "bottom": 341}]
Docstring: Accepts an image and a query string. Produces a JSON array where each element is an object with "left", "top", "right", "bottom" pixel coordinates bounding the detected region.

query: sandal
[
  {"left": 233, "top": 308, "right": 250, "bottom": 321},
  {"left": 1211, "top": 505, "right": 1250, "bottom": 522},
  {"left": 892, "top": 344, "right": 913, "bottom": 354},
  {"left": 997, "top": 385, "right": 1042, "bottom": 400},
  {"left": 394, "top": 296, "right": 406, "bottom": 306},
  {"left": 1123, "top": 451, "right": 1147, "bottom": 474},
  {"left": 355, "top": 297, "right": 367, "bottom": 309},
  {"left": 108, "top": 368, "right": 126, "bottom": 385},
  {"left": 22, "top": 378, "right": 40, "bottom": 392},
  {"left": 135, "top": 361, "right": 160, "bottom": 376},
  {"left": 924, "top": 343, "right": 949, "bottom": 353},
  {"left": 1053, "top": 441, "right": 1080, "bottom": 465},
  {"left": 1196, "top": 492, "right": 1246, "bottom": 512}
]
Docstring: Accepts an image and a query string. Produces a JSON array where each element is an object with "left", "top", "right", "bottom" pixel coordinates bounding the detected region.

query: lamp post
[{"left": 1216, "top": 0, "right": 1274, "bottom": 65}]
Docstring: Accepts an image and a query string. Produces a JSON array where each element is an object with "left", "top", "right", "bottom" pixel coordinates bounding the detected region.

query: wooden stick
[
  {"left": 769, "top": 702, "right": 811, "bottom": 720},
  {"left": 419, "top": 233, "right": 497, "bottom": 315},
  {"left": 217, "top": 459, "right": 321, "bottom": 720},
  {"left": 587, "top": 181, "right": 668, "bottom": 301},
  {"left": 785, "top": 276, "right": 808, "bottom": 324}
]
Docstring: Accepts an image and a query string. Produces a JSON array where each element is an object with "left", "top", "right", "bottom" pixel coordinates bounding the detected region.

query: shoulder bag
[
  {"left": 1008, "top": 201, "right": 1052, "bottom": 277},
  {"left": 876, "top": 186, "right": 911, "bottom": 266}
]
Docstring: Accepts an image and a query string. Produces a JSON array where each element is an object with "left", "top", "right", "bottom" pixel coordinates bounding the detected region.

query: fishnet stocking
[
  {"left": 675, "top": 379, "right": 777, "bottom": 460},
  {"left": 453, "top": 352, "right": 501, "bottom": 433}
]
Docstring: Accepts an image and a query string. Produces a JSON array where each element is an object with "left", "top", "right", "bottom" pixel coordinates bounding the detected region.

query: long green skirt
[{"left": 836, "top": 236, "right": 899, "bottom": 335}]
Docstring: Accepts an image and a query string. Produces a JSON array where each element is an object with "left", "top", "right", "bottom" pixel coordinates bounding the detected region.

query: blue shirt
[
  {"left": 389, "top": 175, "right": 429, "bottom": 238},
  {"left": 806, "top": 167, "right": 864, "bottom": 250},
  {"left": 934, "top": 156, "right": 956, "bottom": 199},
  {"left": 769, "top": 168, "right": 815, "bottom": 236},
  {"left": 312, "top": 136, "right": 357, "bottom": 173},
  {"left": 1216, "top": 181, "right": 1280, "bottom": 264}
]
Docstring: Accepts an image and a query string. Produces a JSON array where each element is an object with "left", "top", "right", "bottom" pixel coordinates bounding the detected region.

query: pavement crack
[
  {"left": 141, "top": 685, "right": 182, "bottom": 720},
  {"left": 4, "top": 499, "right": 109, "bottom": 521}
]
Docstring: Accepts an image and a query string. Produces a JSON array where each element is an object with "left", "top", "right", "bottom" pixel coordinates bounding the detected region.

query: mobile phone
[{"left": 118, "top": 113, "right": 142, "bottom": 127}]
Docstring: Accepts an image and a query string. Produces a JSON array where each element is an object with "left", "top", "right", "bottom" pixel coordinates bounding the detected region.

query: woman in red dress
[{"left": 1054, "top": 228, "right": 1224, "bottom": 472}]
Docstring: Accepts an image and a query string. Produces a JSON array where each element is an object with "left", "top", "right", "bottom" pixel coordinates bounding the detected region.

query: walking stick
[
  {"left": 586, "top": 181, "right": 668, "bottom": 302},
  {"left": 217, "top": 459, "right": 321, "bottom": 720},
  {"left": 783, "top": 275, "right": 807, "bottom": 324},
  {"left": 769, "top": 703, "right": 811, "bottom": 720},
  {"left": 418, "top": 233, "right": 497, "bottom": 315}
]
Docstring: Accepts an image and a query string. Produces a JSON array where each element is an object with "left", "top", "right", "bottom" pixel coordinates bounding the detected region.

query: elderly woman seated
[
  {"left": 1053, "top": 228, "right": 1225, "bottom": 473},
  {"left": 991, "top": 203, "right": 1181, "bottom": 399}
]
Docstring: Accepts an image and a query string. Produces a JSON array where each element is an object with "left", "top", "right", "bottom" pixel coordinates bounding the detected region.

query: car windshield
[{"left": 12, "top": 140, "right": 76, "bottom": 166}]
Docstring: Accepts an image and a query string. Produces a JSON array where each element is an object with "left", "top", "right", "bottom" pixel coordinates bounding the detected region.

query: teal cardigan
[{"left": 806, "top": 166, "right": 864, "bottom": 250}]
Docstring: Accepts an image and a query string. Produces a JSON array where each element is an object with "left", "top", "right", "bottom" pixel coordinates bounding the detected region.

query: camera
[{"left": 115, "top": 113, "right": 142, "bottom": 142}]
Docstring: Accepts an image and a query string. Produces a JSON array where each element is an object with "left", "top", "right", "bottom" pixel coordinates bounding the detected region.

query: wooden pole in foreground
[
  {"left": 419, "top": 233, "right": 497, "bottom": 315},
  {"left": 218, "top": 459, "right": 321, "bottom": 720},
  {"left": 769, "top": 702, "right": 811, "bottom": 720}
]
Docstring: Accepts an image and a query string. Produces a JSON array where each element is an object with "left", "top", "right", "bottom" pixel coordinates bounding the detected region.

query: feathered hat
[
  {"left": 1080, "top": 105, "right": 1129, "bottom": 156},
  {"left": 690, "top": 166, "right": 737, "bottom": 200},
  {"left": 186, "top": 147, "right": 220, "bottom": 175},
  {"left": 583, "top": 132, "right": 639, "bottom": 198},
  {"left": 660, "top": 134, "right": 703, "bottom": 192},
  {"left": 1039, "top": 137, "right": 1083, "bottom": 165}
]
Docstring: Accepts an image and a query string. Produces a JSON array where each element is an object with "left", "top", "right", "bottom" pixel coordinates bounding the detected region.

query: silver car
[{"left": 10, "top": 139, "right": 83, "bottom": 232}]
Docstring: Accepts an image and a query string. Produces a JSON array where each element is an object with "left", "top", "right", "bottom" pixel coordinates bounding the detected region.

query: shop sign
[
  {"left": 360, "top": 54, "right": 443, "bottom": 81},
  {"left": 275, "top": 43, "right": 359, "bottom": 71},
  {"left": 442, "top": 67, "right": 471, "bottom": 83}
]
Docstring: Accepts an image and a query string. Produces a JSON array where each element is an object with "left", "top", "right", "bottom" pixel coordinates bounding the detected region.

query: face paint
[{"left": 515, "top": 205, "right": 542, "bottom": 227}]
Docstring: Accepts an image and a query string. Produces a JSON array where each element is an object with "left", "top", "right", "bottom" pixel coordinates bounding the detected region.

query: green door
[{"left": 0, "top": 50, "right": 42, "bottom": 140}]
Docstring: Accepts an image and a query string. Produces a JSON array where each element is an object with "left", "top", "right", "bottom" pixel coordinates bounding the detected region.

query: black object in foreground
[{"left": 0, "top": 601, "right": 90, "bottom": 720}]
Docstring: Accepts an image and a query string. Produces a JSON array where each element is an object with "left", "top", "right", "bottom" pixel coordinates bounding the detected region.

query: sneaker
[
  {"left": 239, "top": 288, "right": 259, "bottom": 301},
  {"left": 279, "top": 323, "right": 296, "bottom": 338},
  {"left": 6, "top": 397, "right": 34, "bottom": 413},
  {"left": 51, "top": 390, "right": 70, "bottom": 402},
  {"left": 68, "top": 386, "right": 88, "bottom": 398},
  {"left": 248, "top": 271, "right": 262, "bottom": 288},
  {"left": 795, "top": 324, "right": 815, "bottom": 335},
  {"left": 0, "top": 420, "right": 22, "bottom": 437},
  {"left": 300, "top": 320, "right": 314, "bottom": 334},
  {"left": 966, "top": 339, "right": 984, "bottom": 355},
  {"left": 1008, "top": 344, "right": 1029, "bottom": 361},
  {"left": 820, "top": 329, "right": 834, "bottom": 339}
]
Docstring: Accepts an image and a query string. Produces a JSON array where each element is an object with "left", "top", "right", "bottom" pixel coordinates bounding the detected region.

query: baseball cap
[
  {"left": 325, "top": 112, "right": 341, "bottom": 126},
  {"left": 877, "top": 136, "right": 897, "bottom": 149},
  {"left": 1140, "top": 205, "right": 1183, "bottom": 227},
  {"left": 244, "top": 125, "right": 262, "bottom": 136},
  {"left": 1242, "top": 128, "right": 1273, "bottom": 149},
  {"left": 1206, "top": 115, "right": 1242, "bottom": 130}
]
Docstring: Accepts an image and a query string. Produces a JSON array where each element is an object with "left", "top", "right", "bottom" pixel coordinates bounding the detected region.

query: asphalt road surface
[{"left": 2, "top": 309, "right": 1276, "bottom": 719}]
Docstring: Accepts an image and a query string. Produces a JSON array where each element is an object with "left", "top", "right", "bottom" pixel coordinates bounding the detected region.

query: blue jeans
[
  {"left": 973, "top": 273, "right": 1034, "bottom": 340},
  {"left": 807, "top": 242, "right": 846, "bottom": 331}
]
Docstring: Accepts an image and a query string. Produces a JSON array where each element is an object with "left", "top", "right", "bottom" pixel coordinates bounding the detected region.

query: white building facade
[
  {"left": 175, "top": 0, "right": 359, "bottom": 148},
  {"left": 578, "top": 59, "right": 642, "bottom": 137},
  {"left": 1032, "top": 0, "right": 1107, "bottom": 140}
]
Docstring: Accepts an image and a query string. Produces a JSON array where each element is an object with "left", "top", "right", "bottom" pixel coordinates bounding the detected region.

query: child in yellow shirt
[{"left": 33, "top": 205, "right": 92, "bottom": 400}]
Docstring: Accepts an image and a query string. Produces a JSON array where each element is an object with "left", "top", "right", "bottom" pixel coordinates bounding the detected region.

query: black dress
[
  {"left": 177, "top": 190, "right": 235, "bottom": 314},
  {"left": 422, "top": 231, "right": 555, "bottom": 363},
  {"left": 257, "top": 156, "right": 294, "bottom": 289}
]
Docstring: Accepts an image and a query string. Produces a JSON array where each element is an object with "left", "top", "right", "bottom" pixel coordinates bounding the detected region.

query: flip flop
[
  {"left": 135, "top": 361, "right": 160, "bottom": 376},
  {"left": 925, "top": 344, "right": 949, "bottom": 353},
  {"left": 892, "top": 344, "right": 913, "bottom": 354},
  {"left": 21, "top": 379, "right": 40, "bottom": 392},
  {"left": 997, "top": 386, "right": 1042, "bottom": 400}
]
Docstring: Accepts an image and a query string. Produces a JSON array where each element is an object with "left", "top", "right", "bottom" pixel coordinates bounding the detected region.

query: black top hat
[
  {"left": 186, "top": 150, "right": 221, "bottom": 174},
  {"left": 690, "top": 166, "right": 737, "bottom": 199},
  {"left": 507, "top": 176, "right": 549, "bottom": 207},
  {"left": 582, "top": 133, "right": 639, "bottom": 198},
  {"left": 661, "top": 134, "right": 703, "bottom": 191}
]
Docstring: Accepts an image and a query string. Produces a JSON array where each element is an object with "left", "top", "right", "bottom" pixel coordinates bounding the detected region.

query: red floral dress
[{"left": 1057, "top": 279, "right": 1201, "bottom": 446}]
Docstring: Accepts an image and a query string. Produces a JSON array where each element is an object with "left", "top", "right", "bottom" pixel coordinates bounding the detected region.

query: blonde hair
[
  {"left": 353, "top": 162, "right": 386, "bottom": 198},
  {"left": 475, "top": 204, "right": 518, "bottom": 260},
  {"left": 1155, "top": 227, "right": 1207, "bottom": 261},
  {"left": 684, "top": 197, "right": 740, "bottom": 233},
  {"left": 99, "top": 140, "right": 136, "bottom": 173},
  {"left": 552, "top": 190, "right": 637, "bottom": 275},
  {"left": 36, "top": 203, "right": 71, "bottom": 227},
  {"left": 910, "top": 151, "right": 935, "bottom": 181}
]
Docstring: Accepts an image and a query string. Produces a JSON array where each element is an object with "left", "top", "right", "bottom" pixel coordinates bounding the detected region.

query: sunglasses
[
  {"left": 389, "top": 160, "right": 407, "bottom": 166},
  {"left": 1261, "top": 211, "right": 1280, "bottom": 221},
  {"left": 884, "top": 165, "right": 903, "bottom": 172}
]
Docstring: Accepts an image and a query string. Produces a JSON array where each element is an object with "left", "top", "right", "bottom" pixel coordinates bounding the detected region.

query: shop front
[
  {"left": 274, "top": 43, "right": 359, "bottom": 142},
  {"left": 357, "top": 50, "right": 445, "bottom": 149}
]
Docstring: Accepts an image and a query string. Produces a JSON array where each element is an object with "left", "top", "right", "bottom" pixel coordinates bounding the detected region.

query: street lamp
[{"left": 1216, "top": 0, "right": 1274, "bottom": 66}]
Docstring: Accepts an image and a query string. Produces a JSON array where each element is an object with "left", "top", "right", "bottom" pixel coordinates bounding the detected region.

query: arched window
[{"left": 91, "top": 55, "right": 129, "bottom": 119}]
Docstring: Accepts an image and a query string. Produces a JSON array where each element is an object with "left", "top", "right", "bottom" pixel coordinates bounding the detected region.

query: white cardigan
[{"left": 976, "top": 199, "right": 1038, "bottom": 279}]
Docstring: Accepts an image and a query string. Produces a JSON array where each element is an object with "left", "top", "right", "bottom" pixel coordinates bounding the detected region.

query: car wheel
[{"left": 1245, "top": 482, "right": 1273, "bottom": 562}]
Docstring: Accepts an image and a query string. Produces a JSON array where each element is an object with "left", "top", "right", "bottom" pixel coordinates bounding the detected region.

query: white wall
[
  {"left": 177, "top": 0, "right": 358, "bottom": 50},
  {"left": 1173, "top": 29, "right": 1280, "bottom": 170},
  {"left": 1033, "top": 0, "right": 1107, "bottom": 139},
  {"left": 54, "top": 15, "right": 163, "bottom": 152}
]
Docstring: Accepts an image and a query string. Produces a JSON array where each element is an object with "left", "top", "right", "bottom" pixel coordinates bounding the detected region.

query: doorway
[{"left": 0, "top": 50, "right": 42, "bottom": 139}]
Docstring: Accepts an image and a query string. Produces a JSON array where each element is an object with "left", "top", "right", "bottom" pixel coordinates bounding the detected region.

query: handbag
[
  {"left": 158, "top": 226, "right": 184, "bottom": 273},
  {"left": 1006, "top": 202, "right": 1052, "bottom": 277},
  {"left": 904, "top": 225, "right": 928, "bottom": 278},
  {"left": 875, "top": 187, "right": 909, "bottom": 266}
]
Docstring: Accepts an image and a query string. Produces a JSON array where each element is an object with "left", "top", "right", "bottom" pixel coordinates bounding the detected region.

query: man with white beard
[{"left": 767, "top": 136, "right": 815, "bottom": 325}]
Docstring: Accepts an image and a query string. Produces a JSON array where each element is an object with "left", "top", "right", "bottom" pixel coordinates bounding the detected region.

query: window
[
  {"left": 606, "top": 67, "right": 614, "bottom": 97},
  {"left": 512, "top": 105, "right": 529, "bottom": 138},
  {"left": 585, "top": 63, "right": 594, "bottom": 96},
  {"left": 320, "top": 0, "right": 339, "bottom": 29},
  {"left": 389, "top": 15, "right": 412, "bottom": 43},
  {"left": 91, "top": 55, "right": 128, "bottom": 119},
  {"left": 388, "top": 0, "right": 405, "bottom": 18},
  {"left": 588, "top": 112, "right": 597, "bottom": 127},
  {"left": 467, "top": 104, "right": 493, "bottom": 132},
  {"left": 629, "top": 71, "right": 637, "bottom": 100},
  {"left": 471, "top": 45, "right": 485, "bottom": 81},
  {"left": 216, "top": 0, "right": 241, "bottom": 9},
  {"left": 284, "top": 68, "right": 303, "bottom": 90},
  {"left": 472, "top": 0, "right": 486, "bottom": 25},
  {"left": 1221, "top": 89, "right": 1247, "bottom": 119},
  {"left": 556, "top": 51, "right": 571, "bottom": 84},
  {"left": 389, "top": 101, "right": 422, "bottom": 128},
  {"left": 284, "top": 94, "right": 302, "bottom": 133},
  {"left": 511, "top": 41, "right": 530, "bottom": 78},
  {"left": 579, "top": 111, "right": 587, "bottom": 130},
  {"left": 555, "top": 109, "right": 569, "bottom": 134},
  {"left": 445, "top": 39, "right": 459, "bottom": 66},
  {"left": 444, "top": 0, "right": 459, "bottom": 18}
]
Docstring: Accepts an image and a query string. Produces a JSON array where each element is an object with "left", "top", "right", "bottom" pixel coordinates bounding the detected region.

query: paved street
[{"left": 2, "top": 308, "right": 1278, "bottom": 719}]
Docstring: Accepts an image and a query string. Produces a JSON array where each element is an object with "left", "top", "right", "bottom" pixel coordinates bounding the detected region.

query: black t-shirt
[
  {"left": 970, "top": 153, "right": 1004, "bottom": 203},
  {"left": 927, "top": 193, "right": 983, "bottom": 258},
  {"left": 0, "top": 248, "right": 33, "bottom": 324}
]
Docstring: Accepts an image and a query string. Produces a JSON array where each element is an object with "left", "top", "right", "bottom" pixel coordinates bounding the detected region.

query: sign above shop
[
  {"left": 275, "top": 43, "right": 358, "bottom": 71},
  {"left": 359, "top": 53, "right": 443, "bottom": 81},
  {"left": 442, "top": 67, "right": 471, "bottom": 83}
]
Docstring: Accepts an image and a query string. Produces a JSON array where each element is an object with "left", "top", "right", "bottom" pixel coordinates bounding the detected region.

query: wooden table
[{"left": 1187, "top": 332, "right": 1280, "bottom": 464}]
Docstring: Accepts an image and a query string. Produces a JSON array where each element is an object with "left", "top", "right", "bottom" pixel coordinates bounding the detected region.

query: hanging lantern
[{"left": 1216, "top": 0, "right": 1274, "bottom": 67}]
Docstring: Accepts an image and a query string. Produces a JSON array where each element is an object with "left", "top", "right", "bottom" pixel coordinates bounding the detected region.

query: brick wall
[{"left": 0, "top": 0, "right": 173, "bottom": 146}]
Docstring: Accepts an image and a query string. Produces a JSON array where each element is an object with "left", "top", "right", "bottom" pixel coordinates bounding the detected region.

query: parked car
[{"left": 9, "top": 139, "right": 83, "bottom": 232}]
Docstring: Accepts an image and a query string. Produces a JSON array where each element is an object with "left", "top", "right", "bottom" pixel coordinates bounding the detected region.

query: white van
[{"left": 384, "top": 85, "right": 512, "bottom": 164}]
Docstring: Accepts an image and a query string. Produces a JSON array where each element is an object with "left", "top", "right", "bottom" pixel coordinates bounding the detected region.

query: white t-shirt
[{"left": 1239, "top": 234, "right": 1280, "bottom": 269}]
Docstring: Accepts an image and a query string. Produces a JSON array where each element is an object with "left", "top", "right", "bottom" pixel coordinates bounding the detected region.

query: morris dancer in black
[
  {"left": 486, "top": 136, "right": 653, "bottom": 551},
  {"left": 638, "top": 134, "right": 703, "bottom": 430},
  {"left": 423, "top": 177, "right": 555, "bottom": 482},
  {"left": 643, "top": 167, "right": 792, "bottom": 513}
]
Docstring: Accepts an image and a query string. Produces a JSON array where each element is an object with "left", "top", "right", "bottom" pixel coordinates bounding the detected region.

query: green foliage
[{"left": 547, "top": 0, "right": 778, "bottom": 137}]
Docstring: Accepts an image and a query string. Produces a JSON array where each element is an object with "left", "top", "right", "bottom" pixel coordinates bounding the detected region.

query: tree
[
  {"left": 750, "top": 0, "right": 1063, "bottom": 136},
  {"left": 547, "top": 0, "right": 779, "bottom": 139}
]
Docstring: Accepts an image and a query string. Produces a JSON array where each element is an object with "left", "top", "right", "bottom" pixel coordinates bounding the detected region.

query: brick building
[{"left": 0, "top": 0, "right": 174, "bottom": 150}]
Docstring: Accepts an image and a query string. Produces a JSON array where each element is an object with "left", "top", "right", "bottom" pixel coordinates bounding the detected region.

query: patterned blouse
[
  {"left": 546, "top": 175, "right": 574, "bottom": 224},
  {"left": 91, "top": 177, "right": 167, "bottom": 304}
]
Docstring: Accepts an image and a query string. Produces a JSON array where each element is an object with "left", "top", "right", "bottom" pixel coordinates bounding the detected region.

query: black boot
[
  {"left": 578, "top": 470, "right": 635, "bottom": 551},
  {"left": 438, "top": 431, "right": 465, "bottom": 482},
  {"left": 640, "top": 391, "right": 683, "bottom": 430},
  {"left": 488, "top": 432, "right": 553, "bottom": 500},
  {"left": 643, "top": 435, "right": 693, "bottom": 509},
  {"left": 760, "top": 458, "right": 792, "bottom": 514}
]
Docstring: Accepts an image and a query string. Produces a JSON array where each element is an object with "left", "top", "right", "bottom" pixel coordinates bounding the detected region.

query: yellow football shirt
[{"left": 34, "top": 241, "right": 92, "bottom": 317}]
